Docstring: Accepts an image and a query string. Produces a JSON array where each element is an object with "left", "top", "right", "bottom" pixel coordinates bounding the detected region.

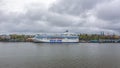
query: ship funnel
[{"left": 65, "top": 30, "right": 69, "bottom": 32}]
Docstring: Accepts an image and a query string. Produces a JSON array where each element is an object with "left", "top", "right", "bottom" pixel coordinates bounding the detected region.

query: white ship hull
[{"left": 33, "top": 38, "right": 79, "bottom": 43}]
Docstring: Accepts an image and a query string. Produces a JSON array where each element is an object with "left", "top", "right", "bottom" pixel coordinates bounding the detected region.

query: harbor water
[{"left": 0, "top": 42, "right": 120, "bottom": 68}]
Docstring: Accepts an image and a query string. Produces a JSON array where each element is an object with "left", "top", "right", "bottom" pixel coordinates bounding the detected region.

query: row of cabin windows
[{"left": 35, "top": 37, "right": 78, "bottom": 39}]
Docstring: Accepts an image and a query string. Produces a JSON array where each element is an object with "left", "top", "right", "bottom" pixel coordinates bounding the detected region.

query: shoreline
[
  {"left": 0, "top": 41, "right": 120, "bottom": 43},
  {"left": 0, "top": 34, "right": 120, "bottom": 43}
]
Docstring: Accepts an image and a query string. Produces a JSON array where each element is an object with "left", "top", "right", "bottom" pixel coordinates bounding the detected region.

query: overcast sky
[{"left": 0, "top": 0, "right": 120, "bottom": 34}]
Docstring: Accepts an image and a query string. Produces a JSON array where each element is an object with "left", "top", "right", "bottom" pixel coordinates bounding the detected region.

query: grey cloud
[
  {"left": 96, "top": 0, "right": 120, "bottom": 21},
  {"left": 50, "top": 0, "right": 109, "bottom": 16},
  {"left": 0, "top": 0, "right": 120, "bottom": 34},
  {"left": 94, "top": 0, "right": 120, "bottom": 33},
  {"left": 25, "top": 8, "right": 81, "bottom": 27}
]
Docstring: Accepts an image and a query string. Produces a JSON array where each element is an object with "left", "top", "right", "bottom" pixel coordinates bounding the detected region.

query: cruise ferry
[{"left": 33, "top": 31, "right": 79, "bottom": 43}]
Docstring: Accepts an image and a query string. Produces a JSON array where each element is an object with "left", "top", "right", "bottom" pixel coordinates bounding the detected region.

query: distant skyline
[{"left": 0, "top": 0, "right": 120, "bottom": 34}]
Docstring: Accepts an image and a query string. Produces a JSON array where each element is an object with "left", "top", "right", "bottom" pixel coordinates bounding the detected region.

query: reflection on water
[{"left": 0, "top": 42, "right": 120, "bottom": 68}]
